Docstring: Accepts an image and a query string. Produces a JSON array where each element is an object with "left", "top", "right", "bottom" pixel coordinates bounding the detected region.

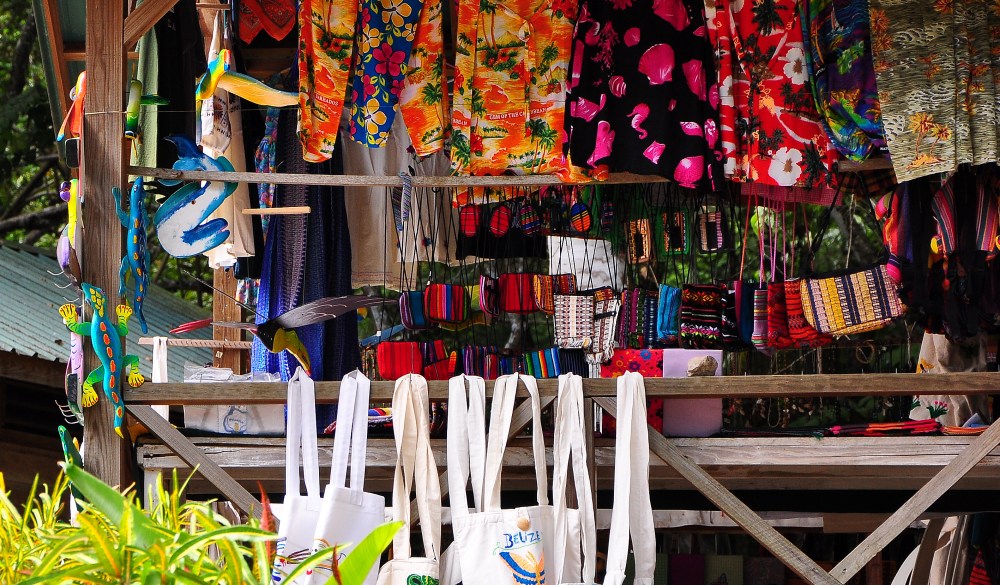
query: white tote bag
[
  {"left": 604, "top": 372, "right": 656, "bottom": 585},
  {"left": 307, "top": 370, "right": 386, "bottom": 585},
  {"left": 376, "top": 374, "right": 442, "bottom": 585},
  {"left": 440, "top": 374, "right": 488, "bottom": 585},
  {"left": 272, "top": 367, "right": 323, "bottom": 584},
  {"left": 552, "top": 373, "right": 597, "bottom": 585},
  {"left": 451, "top": 373, "right": 556, "bottom": 585}
]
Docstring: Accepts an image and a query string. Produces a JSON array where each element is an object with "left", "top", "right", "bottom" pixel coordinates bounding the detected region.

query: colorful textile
[
  {"left": 800, "top": 0, "right": 886, "bottom": 160},
  {"left": 347, "top": 0, "right": 425, "bottom": 146},
  {"left": 679, "top": 283, "right": 725, "bottom": 349},
  {"left": 239, "top": 0, "right": 295, "bottom": 43},
  {"left": 751, "top": 287, "right": 770, "bottom": 354},
  {"left": 868, "top": 0, "right": 1000, "bottom": 181},
  {"left": 706, "top": 0, "right": 839, "bottom": 187},
  {"left": 563, "top": 0, "right": 723, "bottom": 188},
  {"left": 766, "top": 281, "right": 794, "bottom": 349},
  {"left": 297, "top": 0, "right": 358, "bottom": 162},
  {"left": 524, "top": 347, "right": 562, "bottom": 378},
  {"left": 800, "top": 264, "right": 905, "bottom": 336},
  {"left": 589, "top": 290, "right": 621, "bottom": 364},
  {"left": 784, "top": 279, "right": 833, "bottom": 347},
  {"left": 449, "top": 0, "right": 576, "bottom": 186},
  {"left": 398, "top": 0, "right": 449, "bottom": 155},
  {"left": 600, "top": 348, "right": 664, "bottom": 377},
  {"left": 656, "top": 284, "right": 682, "bottom": 343},
  {"left": 554, "top": 294, "right": 595, "bottom": 348}
]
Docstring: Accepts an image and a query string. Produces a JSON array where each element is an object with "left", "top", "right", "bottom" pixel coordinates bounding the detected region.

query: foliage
[{"left": 0, "top": 464, "right": 400, "bottom": 584}]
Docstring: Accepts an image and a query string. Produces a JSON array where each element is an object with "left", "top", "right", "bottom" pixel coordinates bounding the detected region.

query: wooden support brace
[
  {"left": 594, "top": 397, "right": 842, "bottom": 585},
  {"left": 831, "top": 420, "right": 1000, "bottom": 581},
  {"left": 129, "top": 404, "right": 263, "bottom": 517},
  {"left": 124, "top": 0, "right": 181, "bottom": 49}
]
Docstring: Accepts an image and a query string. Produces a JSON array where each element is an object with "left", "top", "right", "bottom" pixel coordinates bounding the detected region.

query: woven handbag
[
  {"left": 399, "top": 290, "right": 432, "bottom": 330},
  {"left": 533, "top": 273, "right": 578, "bottom": 315},
  {"left": 656, "top": 209, "right": 690, "bottom": 258},
  {"left": 679, "top": 283, "right": 727, "bottom": 349},
  {"left": 498, "top": 273, "right": 540, "bottom": 314},
  {"left": 800, "top": 195, "right": 905, "bottom": 336},
  {"left": 423, "top": 283, "right": 470, "bottom": 324},
  {"left": 554, "top": 294, "right": 595, "bottom": 349}
]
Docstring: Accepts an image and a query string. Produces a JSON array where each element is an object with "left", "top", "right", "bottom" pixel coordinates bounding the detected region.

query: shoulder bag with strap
[
  {"left": 272, "top": 367, "right": 322, "bottom": 584},
  {"left": 306, "top": 370, "right": 386, "bottom": 585},
  {"left": 604, "top": 372, "right": 656, "bottom": 585},
  {"left": 552, "top": 373, "right": 596, "bottom": 585},
  {"left": 451, "top": 374, "right": 557, "bottom": 585},
  {"left": 376, "top": 374, "right": 442, "bottom": 585}
]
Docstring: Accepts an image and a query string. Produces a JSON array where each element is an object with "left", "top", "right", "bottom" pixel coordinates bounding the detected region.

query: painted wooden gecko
[
  {"left": 114, "top": 178, "right": 150, "bottom": 333},
  {"left": 59, "top": 283, "right": 145, "bottom": 438}
]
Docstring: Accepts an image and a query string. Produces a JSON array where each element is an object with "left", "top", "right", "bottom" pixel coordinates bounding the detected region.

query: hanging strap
[
  {"left": 552, "top": 373, "right": 597, "bottom": 585},
  {"left": 483, "top": 374, "right": 548, "bottom": 511},
  {"left": 286, "top": 367, "right": 321, "bottom": 499},
  {"left": 447, "top": 374, "right": 488, "bottom": 519},
  {"left": 604, "top": 372, "right": 655, "bottom": 585},
  {"left": 390, "top": 374, "right": 442, "bottom": 560},
  {"left": 330, "top": 370, "right": 371, "bottom": 491}
]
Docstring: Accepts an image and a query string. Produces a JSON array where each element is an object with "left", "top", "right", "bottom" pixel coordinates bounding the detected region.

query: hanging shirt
[
  {"left": 398, "top": 0, "right": 451, "bottom": 155},
  {"left": 450, "top": 0, "right": 576, "bottom": 192},
  {"left": 297, "top": 0, "right": 359, "bottom": 162},
  {"left": 563, "top": 0, "right": 724, "bottom": 189},
  {"left": 867, "top": 0, "right": 1000, "bottom": 182},
  {"left": 347, "top": 0, "right": 426, "bottom": 146},
  {"left": 800, "top": 0, "right": 886, "bottom": 161},
  {"left": 706, "top": 0, "right": 839, "bottom": 188}
]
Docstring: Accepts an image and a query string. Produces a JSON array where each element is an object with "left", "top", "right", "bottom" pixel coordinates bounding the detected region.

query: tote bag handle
[
  {"left": 390, "top": 374, "right": 441, "bottom": 560},
  {"left": 553, "top": 373, "right": 597, "bottom": 585},
  {"left": 447, "top": 375, "right": 488, "bottom": 519},
  {"left": 604, "top": 372, "right": 655, "bottom": 585},
  {"left": 286, "top": 367, "right": 321, "bottom": 499},
  {"left": 330, "top": 370, "right": 371, "bottom": 490},
  {"left": 483, "top": 374, "right": 548, "bottom": 512}
]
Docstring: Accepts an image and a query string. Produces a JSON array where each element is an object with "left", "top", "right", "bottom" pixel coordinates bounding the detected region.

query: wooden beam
[
  {"left": 38, "top": 0, "right": 70, "bottom": 118},
  {"left": 125, "top": 372, "right": 1000, "bottom": 405},
  {"left": 831, "top": 421, "right": 1000, "bottom": 582},
  {"left": 129, "top": 404, "right": 262, "bottom": 516},
  {"left": 123, "top": 0, "right": 180, "bottom": 49},
  {"left": 212, "top": 269, "right": 243, "bottom": 373},
  {"left": 129, "top": 166, "right": 670, "bottom": 187},
  {"left": 594, "top": 396, "right": 842, "bottom": 585},
  {"left": 82, "top": 0, "right": 128, "bottom": 489},
  {"left": 0, "top": 352, "right": 66, "bottom": 388}
]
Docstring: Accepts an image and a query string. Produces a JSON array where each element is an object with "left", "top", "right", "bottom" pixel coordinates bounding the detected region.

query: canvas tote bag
[
  {"left": 307, "top": 370, "right": 386, "bottom": 585},
  {"left": 450, "top": 373, "right": 557, "bottom": 585},
  {"left": 604, "top": 372, "right": 656, "bottom": 585},
  {"left": 552, "top": 373, "right": 597, "bottom": 585},
  {"left": 440, "top": 374, "right": 489, "bottom": 585},
  {"left": 376, "top": 374, "right": 442, "bottom": 585},
  {"left": 272, "top": 368, "right": 322, "bottom": 584}
]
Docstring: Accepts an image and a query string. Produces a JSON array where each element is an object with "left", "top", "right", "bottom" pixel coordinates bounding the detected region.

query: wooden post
[
  {"left": 82, "top": 0, "right": 129, "bottom": 487},
  {"left": 212, "top": 268, "right": 243, "bottom": 373}
]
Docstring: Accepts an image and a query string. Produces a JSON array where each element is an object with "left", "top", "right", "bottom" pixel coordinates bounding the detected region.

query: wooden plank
[
  {"left": 0, "top": 352, "right": 66, "bottom": 388},
  {"left": 910, "top": 518, "right": 945, "bottom": 585},
  {"left": 594, "top": 396, "right": 842, "bottom": 585},
  {"left": 38, "top": 0, "right": 70, "bottom": 118},
  {"left": 83, "top": 0, "right": 128, "bottom": 489},
  {"left": 822, "top": 514, "right": 889, "bottom": 534},
  {"left": 125, "top": 372, "right": 1000, "bottom": 405},
  {"left": 129, "top": 404, "right": 262, "bottom": 516},
  {"left": 128, "top": 166, "right": 670, "bottom": 188},
  {"left": 831, "top": 421, "right": 1000, "bottom": 582},
  {"left": 212, "top": 268, "right": 243, "bottom": 373},
  {"left": 123, "top": 0, "right": 181, "bottom": 49}
]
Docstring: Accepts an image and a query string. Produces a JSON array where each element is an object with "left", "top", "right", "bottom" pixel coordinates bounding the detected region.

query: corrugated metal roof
[{"left": 0, "top": 243, "right": 216, "bottom": 382}]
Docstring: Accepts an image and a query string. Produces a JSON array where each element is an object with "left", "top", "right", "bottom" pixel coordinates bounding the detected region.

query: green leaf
[
  {"left": 64, "top": 463, "right": 171, "bottom": 549},
  {"left": 337, "top": 521, "right": 403, "bottom": 585}
]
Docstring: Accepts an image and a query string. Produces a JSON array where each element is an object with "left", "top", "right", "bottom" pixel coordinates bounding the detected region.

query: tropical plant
[{"left": 1, "top": 464, "right": 401, "bottom": 584}]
